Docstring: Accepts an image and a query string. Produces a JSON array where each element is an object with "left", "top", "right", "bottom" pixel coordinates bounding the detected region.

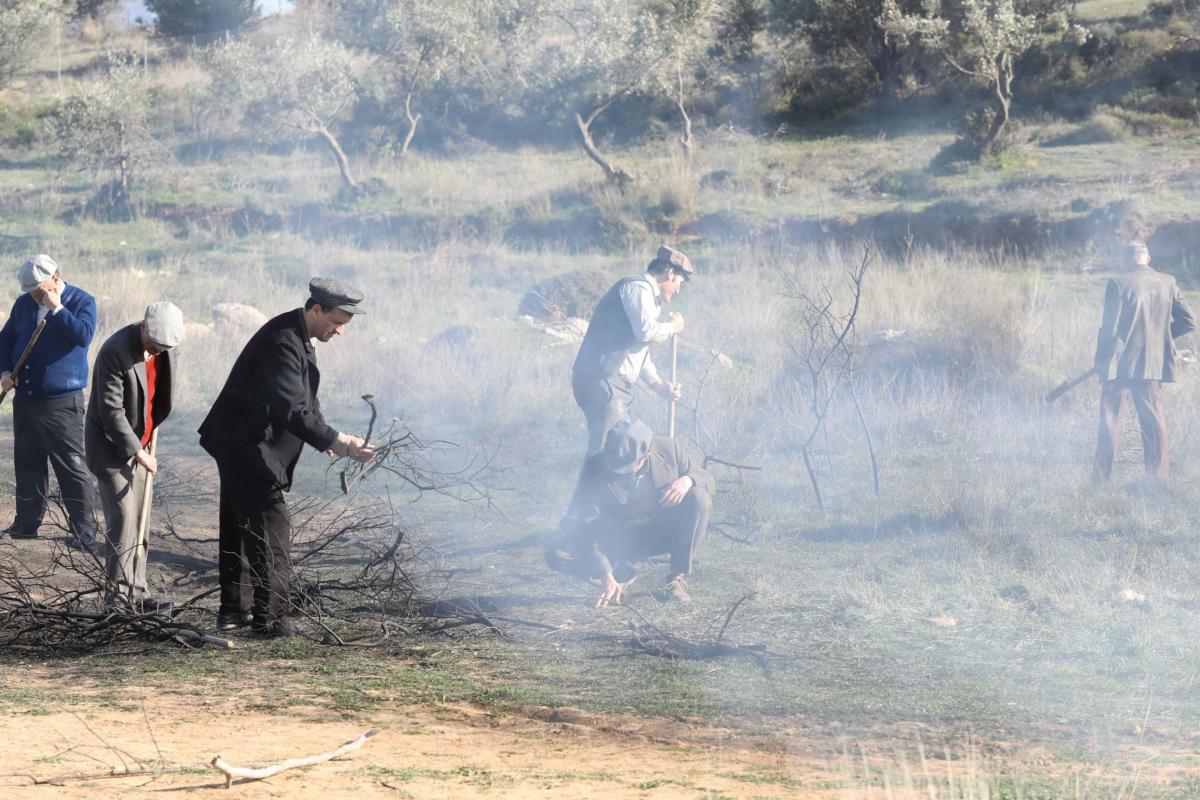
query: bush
[
  {"left": 1044, "top": 112, "right": 1129, "bottom": 146},
  {"left": 147, "top": 0, "right": 258, "bottom": 40},
  {"left": 518, "top": 269, "right": 614, "bottom": 321}
]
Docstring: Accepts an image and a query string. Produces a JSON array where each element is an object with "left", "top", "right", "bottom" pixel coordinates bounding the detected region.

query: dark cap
[
  {"left": 308, "top": 277, "right": 365, "bottom": 315},
  {"left": 603, "top": 419, "right": 654, "bottom": 475},
  {"left": 655, "top": 245, "right": 694, "bottom": 278}
]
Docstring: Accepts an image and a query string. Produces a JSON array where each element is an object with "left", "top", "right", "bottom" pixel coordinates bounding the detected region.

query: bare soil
[{"left": 0, "top": 679, "right": 835, "bottom": 799}]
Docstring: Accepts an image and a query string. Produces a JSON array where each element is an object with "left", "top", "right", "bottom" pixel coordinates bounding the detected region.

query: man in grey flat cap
[
  {"left": 572, "top": 245, "right": 693, "bottom": 456},
  {"left": 1094, "top": 241, "right": 1195, "bottom": 479},
  {"left": 545, "top": 419, "right": 714, "bottom": 607},
  {"left": 199, "top": 278, "right": 375, "bottom": 637},
  {"left": 0, "top": 255, "right": 98, "bottom": 550},
  {"left": 85, "top": 302, "right": 184, "bottom": 612}
]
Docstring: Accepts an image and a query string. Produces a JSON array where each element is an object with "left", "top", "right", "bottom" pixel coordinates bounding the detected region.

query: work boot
[
  {"left": 660, "top": 575, "right": 692, "bottom": 605},
  {"left": 215, "top": 609, "right": 254, "bottom": 631},
  {"left": 138, "top": 596, "right": 174, "bottom": 615},
  {"left": 251, "top": 617, "right": 301, "bottom": 639},
  {"left": 4, "top": 522, "right": 38, "bottom": 539},
  {"left": 69, "top": 532, "right": 98, "bottom": 554}
]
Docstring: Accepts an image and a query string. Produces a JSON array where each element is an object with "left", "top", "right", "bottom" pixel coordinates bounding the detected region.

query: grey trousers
[
  {"left": 546, "top": 487, "right": 712, "bottom": 582},
  {"left": 571, "top": 371, "right": 635, "bottom": 455},
  {"left": 92, "top": 460, "right": 149, "bottom": 598}
]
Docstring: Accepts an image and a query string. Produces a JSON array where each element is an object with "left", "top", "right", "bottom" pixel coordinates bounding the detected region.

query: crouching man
[
  {"left": 545, "top": 419, "right": 713, "bottom": 607},
  {"left": 85, "top": 302, "right": 184, "bottom": 612}
]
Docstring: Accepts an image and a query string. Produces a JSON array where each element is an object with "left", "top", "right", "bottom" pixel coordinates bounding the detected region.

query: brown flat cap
[{"left": 656, "top": 245, "right": 694, "bottom": 277}]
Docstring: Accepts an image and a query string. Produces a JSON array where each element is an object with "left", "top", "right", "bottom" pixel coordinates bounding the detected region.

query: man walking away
[
  {"left": 199, "top": 278, "right": 374, "bottom": 637},
  {"left": 0, "top": 255, "right": 98, "bottom": 550},
  {"left": 1094, "top": 241, "right": 1195, "bottom": 479},
  {"left": 571, "top": 245, "right": 693, "bottom": 456},
  {"left": 545, "top": 419, "right": 714, "bottom": 607},
  {"left": 85, "top": 302, "right": 184, "bottom": 612}
]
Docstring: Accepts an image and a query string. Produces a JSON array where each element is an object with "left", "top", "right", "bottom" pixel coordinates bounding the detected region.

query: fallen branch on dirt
[{"left": 210, "top": 728, "right": 382, "bottom": 789}]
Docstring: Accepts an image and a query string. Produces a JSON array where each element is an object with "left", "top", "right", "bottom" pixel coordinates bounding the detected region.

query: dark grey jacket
[
  {"left": 85, "top": 323, "right": 174, "bottom": 472},
  {"left": 198, "top": 309, "right": 337, "bottom": 491},
  {"left": 1095, "top": 267, "right": 1196, "bottom": 382}
]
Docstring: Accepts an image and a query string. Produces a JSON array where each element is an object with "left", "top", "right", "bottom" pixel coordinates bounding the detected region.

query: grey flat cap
[
  {"left": 603, "top": 419, "right": 654, "bottom": 475},
  {"left": 309, "top": 276, "right": 365, "bottom": 315},
  {"left": 654, "top": 245, "right": 694, "bottom": 278},
  {"left": 18, "top": 254, "right": 58, "bottom": 293},
  {"left": 144, "top": 301, "right": 185, "bottom": 348}
]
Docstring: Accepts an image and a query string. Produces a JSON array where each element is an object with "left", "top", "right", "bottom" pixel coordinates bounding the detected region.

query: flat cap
[
  {"left": 655, "top": 245, "right": 694, "bottom": 278},
  {"left": 603, "top": 419, "right": 654, "bottom": 475},
  {"left": 18, "top": 254, "right": 58, "bottom": 293},
  {"left": 309, "top": 276, "right": 366, "bottom": 315},
  {"left": 144, "top": 301, "right": 185, "bottom": 348}
]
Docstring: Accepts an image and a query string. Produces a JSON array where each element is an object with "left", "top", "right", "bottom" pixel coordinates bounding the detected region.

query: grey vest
[{"left": 573, "top": 275, "right": 657, "bottom": 381}]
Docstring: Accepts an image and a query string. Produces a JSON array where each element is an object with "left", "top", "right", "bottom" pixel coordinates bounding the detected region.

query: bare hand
[
  {"left": 655, "top": 381, "right": 682, "bottom": 402},
  {"left": 0, "top": 372, "right": 14, "bottom": 392},
  {"left": 595, "top": 573, "right": 635, "bottom": 608},
  {"left": 134, "top": 449, "right": 158, "bottom": 474},
  {"left": 659, "top": 476, "right": 694, "bottom": 508},
  {"left": 669, "top": 312, "right": 685, "bottom": 335},
  {"left": 38, "top": 281, "right": 63, "bottom": 312},
  {"left": 347, "top": 438, "right": 375, "bottom": 463}
]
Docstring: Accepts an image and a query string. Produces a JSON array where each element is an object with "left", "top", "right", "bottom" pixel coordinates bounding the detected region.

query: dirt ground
[{"left": 0, "top": 681, "right": 838, "bottom": 799}]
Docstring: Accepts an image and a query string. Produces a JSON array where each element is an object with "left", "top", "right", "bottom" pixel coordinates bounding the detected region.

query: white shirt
[{"left": 617, "top": 273, "right": 674, "bottom": 384}]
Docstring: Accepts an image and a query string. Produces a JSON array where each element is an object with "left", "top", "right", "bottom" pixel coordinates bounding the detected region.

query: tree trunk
[
  {"left": 675, "top": 63, "right": 693, "bottom": 163},
  {"left": 980, "top": 54, "right": 1013, "bottom": 157},
  {"left": 574, "top": 103, "right": 634, "bottom": 187},
  {"left": 400, "top": 91, "right": 422, "bottom": 156},
  {"left": 314, "top": 125, "right": 357, "bottom": 191}
]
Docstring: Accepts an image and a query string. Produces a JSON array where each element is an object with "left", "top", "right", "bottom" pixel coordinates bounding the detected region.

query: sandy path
[{"left": 0, "top": 690, "right": 832, "bottom": 799}]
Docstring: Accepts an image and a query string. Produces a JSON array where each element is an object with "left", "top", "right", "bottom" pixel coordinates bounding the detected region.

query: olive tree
[
  {"left": 769, "top": 1, "right": 929, "bottom": 96},
  {"left": 56, "top": 53, "right": 166, "bottom": 213},
  {"left": 880, "top": 0, "right": 1083, "bottom": 156},
  {"left": 314, "top": 0, "right": 485, "bottom": 155},
  {"left": 0, "top": 0, "right": 64, "bottom": 89},
  {"left": 206, "top": 31, "right": 362, "bottom": 191}
]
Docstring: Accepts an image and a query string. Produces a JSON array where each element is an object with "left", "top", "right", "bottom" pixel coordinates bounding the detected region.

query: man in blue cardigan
[{"left": 0, "top": 255, "right": 99, "bottom": 550}]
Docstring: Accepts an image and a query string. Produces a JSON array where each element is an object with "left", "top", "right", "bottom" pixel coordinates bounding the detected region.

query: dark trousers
[
  {"left": 12, "top": 392, "right": 96, "bottom": 539},
  {"left": 547, "top": 487, "right": 711, "bottom": 582},
  {"left": 572, "top": 371, "right": 635, "bottom": 455},
  {"left": 216, "top": 461, "right": 293, "bottom": 624},
  {"left": 1094, "top": 379, "right": 1168, "bottom": 479}
]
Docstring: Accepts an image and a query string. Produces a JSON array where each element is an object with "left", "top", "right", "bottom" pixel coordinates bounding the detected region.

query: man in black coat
[
  {"left": 545, "top": 419, "right": 714, "bottom": 607},
  {"left": 198, "top": 278, "right": 374, "bottom": 637}
]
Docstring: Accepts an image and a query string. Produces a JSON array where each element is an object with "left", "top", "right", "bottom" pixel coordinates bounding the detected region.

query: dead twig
[{"left": 210, "top": 729, "right": 382, "bottom": 789}]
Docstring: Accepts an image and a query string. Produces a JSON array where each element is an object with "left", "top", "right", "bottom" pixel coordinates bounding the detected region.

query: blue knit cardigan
[{"left": 0, "top": 285, "right": 97, "bottom": 397}]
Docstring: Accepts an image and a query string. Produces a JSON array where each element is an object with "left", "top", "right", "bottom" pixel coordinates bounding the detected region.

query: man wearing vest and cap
[
  {"left": 1093, "top": 241, "right": 1195, "bottom": 479},
  {"left": 199, "top": 278, "right": 375, "bottom": 637},
  {"left": 86, "top": 302, "right": 184, "bottom": 612},
  {"left": 572, "top": 245, "right": 693, "bottom": 456},
  {"left": 0, "top": 254, "right": 98, "bottom": 550},
  {"left": 545, "top": 419, "right": 714, "bottom": 606}
]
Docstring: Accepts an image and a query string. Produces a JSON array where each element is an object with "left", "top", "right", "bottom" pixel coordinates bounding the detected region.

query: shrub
[
  {"left": 518, "top": 269, "right": 614, "bottom": 321},
  {"left": 1044, "top": 112, "right": 1129, "bottom": 146},
  {"left": 147, "top": 0, "right": 258, "bottom": 40}
]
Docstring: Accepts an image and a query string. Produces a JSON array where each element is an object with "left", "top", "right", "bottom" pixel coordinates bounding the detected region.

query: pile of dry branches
[{"left": 0, "top": 417, "right": 504, "bottom": 653}]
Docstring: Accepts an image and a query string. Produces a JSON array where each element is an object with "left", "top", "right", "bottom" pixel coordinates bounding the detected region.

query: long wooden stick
[
  {"left": 0, "top": 318, "right": 47, "bottom": 406},
  {"left": 210, "top": 729, "right": 382, "bottom": 788},
  {"left": 131, "top": 428, "right": 159, "bottom": 602},
  {"left": 668, "top": 334, "right": 678, "bottom": 438},
  {"left": 1045, "top": 367, "right": 1097, "bottom": 403}
]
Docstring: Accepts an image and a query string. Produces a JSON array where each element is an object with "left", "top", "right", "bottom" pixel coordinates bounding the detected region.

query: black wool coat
[{"left": 198, "top": 309, "right": 337, "bottom": 490}]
